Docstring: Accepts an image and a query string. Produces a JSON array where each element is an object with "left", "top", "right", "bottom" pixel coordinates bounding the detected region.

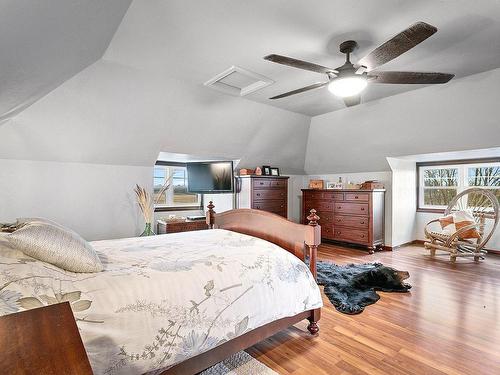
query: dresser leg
[{"left": 368, "top": 246, "right": 375, "bottom": 254}]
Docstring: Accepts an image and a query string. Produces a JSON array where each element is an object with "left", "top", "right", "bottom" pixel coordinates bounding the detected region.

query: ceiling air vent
[{"left": 204, "top": 66, "right": 273, "bottom": 96}]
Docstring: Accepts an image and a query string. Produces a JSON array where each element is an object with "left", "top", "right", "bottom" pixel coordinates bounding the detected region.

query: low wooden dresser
[
  {"left": 157, "top": 219, "right": 208, "bottom": 234},
  {"left": 236, "top": 176, "right": 289, "bottom": 218},
  {"left": 301, "top": 189, "right": 385, "bottom": 253}
]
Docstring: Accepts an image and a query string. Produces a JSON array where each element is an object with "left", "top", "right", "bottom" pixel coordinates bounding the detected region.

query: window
[
  {"left": 154, "top": 162, "right": 202, "bottom": 211},
  {"left": 417, "top": 159, "right": 500, "bottom": 212}
]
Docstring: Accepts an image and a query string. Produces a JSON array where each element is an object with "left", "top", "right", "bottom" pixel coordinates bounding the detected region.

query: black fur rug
[{"left": 316, "top": 261, "right": 411, "bottom": 314}]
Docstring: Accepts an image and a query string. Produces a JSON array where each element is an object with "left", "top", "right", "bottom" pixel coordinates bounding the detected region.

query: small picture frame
[
  {"left": 326, "top": 181, "right": 343, "bottom": 189},
  {"left": 262, "top": 165, "right": 271, "bottom": 176},
  {"left": 270, "top": 167, "right": 280, "bottom": 176}
]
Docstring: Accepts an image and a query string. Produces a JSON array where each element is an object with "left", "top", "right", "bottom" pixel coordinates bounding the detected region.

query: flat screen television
[{"left": 187, "top": 161, "right": 234, "bottom": 193}]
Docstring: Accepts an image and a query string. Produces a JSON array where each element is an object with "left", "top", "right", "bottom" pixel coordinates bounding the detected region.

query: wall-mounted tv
[{"left": 187, "top": 161, "right": 234, "bottom": 193}]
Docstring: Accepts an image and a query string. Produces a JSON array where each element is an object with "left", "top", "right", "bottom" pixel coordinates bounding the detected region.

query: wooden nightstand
[
  {"left": 157, "top": 219, "right": 208, "bottom": 234},
  {"left": 0, "top": 302, "right": 93, "bottom": 374}
]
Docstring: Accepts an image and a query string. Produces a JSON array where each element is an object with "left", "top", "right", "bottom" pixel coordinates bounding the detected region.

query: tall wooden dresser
[
  {"left": 236, "top": 176, "right": 288, "bottom": 218},
  {"left": 301, "top": 189, "right": 385, "bottom": 253}
]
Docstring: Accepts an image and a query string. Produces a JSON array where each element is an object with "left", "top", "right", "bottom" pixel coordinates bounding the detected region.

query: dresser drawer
[
  {"left": 253, "top": 189, "right": 286, "bottom": 200},
  {"left": 334, "top": 215, "right": 369, "bottom": 228},
  {"left": 321, "top": 224, "right": 335, "bottom": 240},
  {"left": 334, "top": 202, "right": 369, "bottom": 216},
  {"left": 323, "top": 191, "right": 344, "bottom": 201},
  {"left": 333, "top": 227, "right": 369, "bottom": 244},
  {"left": 345, "top": 192, "right": 369, "bottom": 202},
  {"left": 304, "top": 200, "right": 334, "bottom": 212},
  {"left": 252, "top": 179, "right": 272, "bottom": 189},
  {"left": 304, "top": 191, "right": 324, "bottom": 200},
  {"left": 253, "top": 200, "right": 286, "bottom": 211},
  {"left": 317, "top": 211, "right": 334, "bottom": 223},
  {"left": 270, "top": 179, "right": 287, "bottom": 188}
]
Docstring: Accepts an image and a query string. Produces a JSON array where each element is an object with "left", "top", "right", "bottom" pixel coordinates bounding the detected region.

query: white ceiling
[
  {"left": 102, "top": 0, "right": 500, "bottom": 116},
  {"left": 0, "top": 0, "right": 131, "bottom": 122}
]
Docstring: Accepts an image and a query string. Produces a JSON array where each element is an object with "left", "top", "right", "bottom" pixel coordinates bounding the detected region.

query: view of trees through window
[
  {"left": 419, "top": 162, "right": 499, "bottom": 209},
  {"left": 153, "top": 165, "right": 201, "bottom": 208}
]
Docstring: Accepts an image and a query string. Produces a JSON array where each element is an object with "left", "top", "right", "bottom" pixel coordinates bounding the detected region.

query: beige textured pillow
[{"left": 7, "top": 222, "right": 103, "bottom": 273}]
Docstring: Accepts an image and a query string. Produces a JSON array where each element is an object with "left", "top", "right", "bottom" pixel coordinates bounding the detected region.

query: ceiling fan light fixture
[{"left": 327, "top": 76, "right": 367, "bottom": 97}]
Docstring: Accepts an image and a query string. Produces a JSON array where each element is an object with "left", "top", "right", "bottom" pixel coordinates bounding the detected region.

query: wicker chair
[{"left": 424, "top": 188, "right": 499, "bottom": 262}]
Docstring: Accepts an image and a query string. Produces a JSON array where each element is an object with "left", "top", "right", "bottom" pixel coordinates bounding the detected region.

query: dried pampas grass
[
  {"left": 134, "top": 184, "right": 154, "bottom": 224},
  {"left": 134, "top": 176, "right": 172, "bottom": 224}
]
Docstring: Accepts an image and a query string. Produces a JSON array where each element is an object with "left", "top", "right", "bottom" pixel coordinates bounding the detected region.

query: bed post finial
[
  {"left": 306, "top": 207, "right": 321, "bottom": 336},
  {"left": 206, "top": 201, "right": 215, "bottom": 229},
  {"left": 307, "top": 209, "right": 320, "bottom": 226}
]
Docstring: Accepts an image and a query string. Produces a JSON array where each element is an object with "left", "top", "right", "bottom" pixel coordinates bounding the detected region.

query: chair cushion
[
  {"left": 7, "top": 221, "right": 103, "bottom": 273},
  {"left": 438, "top": 211, "right": 481, "bottom": 239}
]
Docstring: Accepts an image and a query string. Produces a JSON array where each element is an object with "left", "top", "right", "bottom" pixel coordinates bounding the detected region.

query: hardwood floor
[{"left": 247, "top": 243, "right": 500, "bottom": 375}]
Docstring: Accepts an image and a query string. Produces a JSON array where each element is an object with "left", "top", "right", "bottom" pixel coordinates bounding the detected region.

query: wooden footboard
[{"left": 206, "top": 201, "right": 321, "bottom": 278}]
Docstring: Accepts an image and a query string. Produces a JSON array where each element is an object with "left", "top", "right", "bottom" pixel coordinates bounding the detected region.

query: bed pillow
[
  {"left": 16, "top": 217, "right": 67, "bottom": 230},
  {"left": 7, "top": 221, "right": 103, "bottom": 273},
  {"left": 439, "top": 210, "right": 481, "bottom": 239}
]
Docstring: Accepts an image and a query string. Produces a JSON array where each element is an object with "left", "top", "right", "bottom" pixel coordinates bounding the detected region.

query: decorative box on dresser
[
  {"left": 301, "top": 189, "right": 385, "bottom": 253},
  {"left": 236, "top": 176, "right": 289, "bottom": 218}
]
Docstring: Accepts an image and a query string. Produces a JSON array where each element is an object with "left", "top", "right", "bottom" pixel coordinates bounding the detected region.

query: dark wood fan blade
[
  {"left": 343, "top": 95, "right": 361, "bottom": 107},
  {"left": 359, "top": 22, "right": 437, "bottom": 71},
  {"left": 264, "top": 54, "right": 338, "bottom": 75},
  {"left": 370, "top": 71, "right": 454, "bottom": 84},
  {"left": 269, "top": 82, "right": 329, "bottom": 99}
]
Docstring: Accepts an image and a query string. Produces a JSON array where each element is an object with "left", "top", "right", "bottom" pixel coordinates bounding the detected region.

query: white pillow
[{"left": 7, "top": 221, "right": 103, "bottom": 273}]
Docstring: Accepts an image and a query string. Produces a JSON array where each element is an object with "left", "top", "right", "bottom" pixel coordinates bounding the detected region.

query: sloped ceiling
[
  {"left": 0, "top": 0, "right": 131, "bottom": 122},
  {"left": 305, "top": 68, "right": 500, "bottom": 174},
  {"left": 1, "top": 0, "right": 499, "bottom": 174},
  {"left": 104, "top": 0, "right": 500, "bottom": 116}
]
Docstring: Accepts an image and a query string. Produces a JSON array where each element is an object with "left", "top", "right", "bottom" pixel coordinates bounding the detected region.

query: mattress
[{"left": 0, "top": 229, "right": 322, "bottom": 374}]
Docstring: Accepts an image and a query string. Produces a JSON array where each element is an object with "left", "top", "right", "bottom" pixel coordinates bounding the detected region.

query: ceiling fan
[{"left": 264, "top": 22, "right": 454, "bottom": 107}]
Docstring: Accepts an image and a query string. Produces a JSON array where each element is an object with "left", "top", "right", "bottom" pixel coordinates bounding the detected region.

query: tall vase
[{"left": 140, "top": 223, "right": 156, "bottom": 237}]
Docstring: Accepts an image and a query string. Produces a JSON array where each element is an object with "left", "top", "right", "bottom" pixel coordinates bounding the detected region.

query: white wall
[
  {"left": 0, "top": 59, "right": 311, "bottom": 174},
  {"left": 387, "top": 158, "right": 417, "bottom": 247},
  {"left": 0, "top": 159, "right": 152, "bottom": 241},
  {"left": 305, "top": 68, "right": 500, "bottom": 174},
  {"left": 0, "top": 59, "right": 311, "bottom": 240}
]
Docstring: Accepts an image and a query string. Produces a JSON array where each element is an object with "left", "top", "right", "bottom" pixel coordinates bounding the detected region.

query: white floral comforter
[{"left": 0, "top": 229, "right": 322, "bottom": 375}]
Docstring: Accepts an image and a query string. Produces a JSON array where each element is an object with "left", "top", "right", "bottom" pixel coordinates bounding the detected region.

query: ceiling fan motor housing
[{"left": 339, "top": 40, "right": 358, "bottom": 54}]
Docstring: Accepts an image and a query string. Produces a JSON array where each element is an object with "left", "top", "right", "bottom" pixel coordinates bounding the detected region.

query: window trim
[
  {"left": 154, "top": 161, "right": 204, "bottom": 212},
  {"left": 416, "top": 157, "right": 500, "bottom": 213}
]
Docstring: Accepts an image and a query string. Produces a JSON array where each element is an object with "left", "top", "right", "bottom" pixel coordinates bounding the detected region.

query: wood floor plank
[{"left": 248, "top": 244, "right": 500, "bottom": 374}]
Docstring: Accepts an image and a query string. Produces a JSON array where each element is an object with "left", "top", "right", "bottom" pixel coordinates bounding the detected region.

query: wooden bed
[
  {"left": 0, "top": 203, "right": 321, "bottom": 375},
  {"left": 166, "top": 203, "right": 322, "bottom": 374}
]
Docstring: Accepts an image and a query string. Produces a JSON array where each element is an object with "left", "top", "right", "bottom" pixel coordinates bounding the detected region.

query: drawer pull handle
[
  {"left": 355, "top": 196, "right": 358, "bottom": 199},
  {"left": 361, "top": 208, "right": 365, "bottom": 211},
  {"left": 256, "top": 193, "right": 260, "bottom": 196},
  {"left": 360, "top": 221, "right": 365, "bottom": 224},
  {"left": 361, "top": 235, "right": 365, "bottom": 238},
  {"left": 260, "top": 182, "right": 264, "bottom": 185},
  {"left": 337, "top": 206, "right": 341, "bottom": 209},
  {"left": 280, "top": 205, "right": 284, "bottom": 208}
]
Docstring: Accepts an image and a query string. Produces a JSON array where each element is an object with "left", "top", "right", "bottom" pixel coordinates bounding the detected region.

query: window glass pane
[
  {"left": 154, "top": 165, "right": 200, "bottom": 208},
  {"left": 423, "top": 188, "right": 457, "bottom": 206},
  {"left": 423, "top": 168, "right": 458, "bottom": 187},
  {"left": 153, "top": 166, "right": 167, "bottom": 204},
  {"left": 467, "top": 166, "right": 500, "bottom": 187}
]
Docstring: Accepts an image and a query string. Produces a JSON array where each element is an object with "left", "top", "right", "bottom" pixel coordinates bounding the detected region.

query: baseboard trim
[
  {"left": 383, "top": 240, "right": 425, "bottom": 251},
  {"left": 385, "top": 239, "right": 500, "bottom": 256}
]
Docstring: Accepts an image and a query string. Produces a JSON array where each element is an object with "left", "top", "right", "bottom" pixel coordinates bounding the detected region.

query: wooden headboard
[{"left": 205, "top": 202, "right": 321, "bottom": 278}]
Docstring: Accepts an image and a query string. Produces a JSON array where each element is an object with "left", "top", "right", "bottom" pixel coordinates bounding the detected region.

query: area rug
[
  {"left": 201, "top": 351, "right": 277, "bottom": 375},
  {"left": 316, "top": 261, "right": 411, "bottom": 315}
]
